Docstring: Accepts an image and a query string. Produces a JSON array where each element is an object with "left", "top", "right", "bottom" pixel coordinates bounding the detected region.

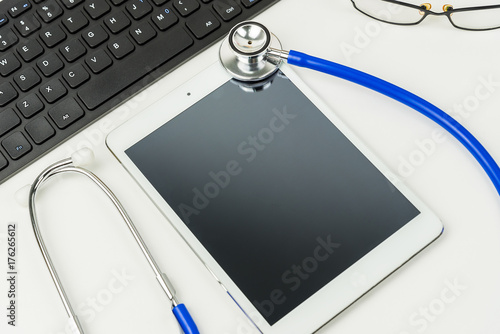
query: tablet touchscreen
[{"left": 125, "top": 71, "right": 420, "bottom": 325}]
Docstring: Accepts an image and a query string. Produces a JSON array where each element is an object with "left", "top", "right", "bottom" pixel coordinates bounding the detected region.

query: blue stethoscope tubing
[
  {"left": 173, "top": 304, "right": 199, "bottom": 334},
  {"left": 287, "top": 50, "right": 500, "bottom": 196}
]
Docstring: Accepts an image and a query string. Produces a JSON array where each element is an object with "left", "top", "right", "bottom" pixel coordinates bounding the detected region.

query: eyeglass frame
[{"left": 350, "top": 0, "right": 500, "bottom": 31}]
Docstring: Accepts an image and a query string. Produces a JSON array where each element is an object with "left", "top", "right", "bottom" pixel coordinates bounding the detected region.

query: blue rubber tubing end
[{"left": 173, "top": 304, "right": 200, "bottom": 334}]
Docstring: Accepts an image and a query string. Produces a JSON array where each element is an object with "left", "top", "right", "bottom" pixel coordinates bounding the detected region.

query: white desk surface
[{"left": 2, "top": 0, "right": 500, "bottom": 333}]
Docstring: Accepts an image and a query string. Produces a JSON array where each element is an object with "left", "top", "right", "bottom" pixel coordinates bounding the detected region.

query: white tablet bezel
[{"left": 106, "top": 61, "right": 443, "bottom": 334}]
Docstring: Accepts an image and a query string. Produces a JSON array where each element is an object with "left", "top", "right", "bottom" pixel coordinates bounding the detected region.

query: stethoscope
[
  {"left": 219, "top": 21, "right": 500, "bottom": 196},
  {"left": 24, "top": 148, "right": 198, "bottom": 334},
  {"left": 25, "top": 21, "right": 500, "bottom": 334}
]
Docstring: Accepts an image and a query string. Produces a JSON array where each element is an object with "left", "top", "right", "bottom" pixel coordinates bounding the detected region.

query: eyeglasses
[{"left": 351, "top": 0, "right": 500, "bottom": 31}]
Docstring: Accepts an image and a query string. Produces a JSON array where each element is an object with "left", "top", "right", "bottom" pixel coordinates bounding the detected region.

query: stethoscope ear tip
[
  {"left": 71, "top": 147, "right": 95, "bottom": 167},
  {"left": 15, "top": 184, "right": 31, "bottom": 207}
]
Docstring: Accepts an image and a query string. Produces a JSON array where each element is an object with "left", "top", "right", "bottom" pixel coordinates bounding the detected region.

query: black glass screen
[{"left": 126, "top": 72, "right": 420, "bottom": 325}]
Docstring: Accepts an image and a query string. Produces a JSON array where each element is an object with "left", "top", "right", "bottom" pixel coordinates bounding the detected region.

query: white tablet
[{"left": 106, "top": 61, "right": 443, "bottom": 334}]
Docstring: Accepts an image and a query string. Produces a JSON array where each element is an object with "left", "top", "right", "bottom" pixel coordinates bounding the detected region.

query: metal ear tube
[
  {"left": 25, "top": 148, "right": 199, "bottom": 334},
  {"left": 21, "top": 18, "right": 500, "bottom": 334}
]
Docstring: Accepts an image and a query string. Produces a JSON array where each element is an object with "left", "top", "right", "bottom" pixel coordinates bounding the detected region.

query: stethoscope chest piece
[{"left": 219, "top": 21, "right": 283, "bottom": 82}]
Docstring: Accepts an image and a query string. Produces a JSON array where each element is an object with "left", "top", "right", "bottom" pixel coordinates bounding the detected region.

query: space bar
[{"left": 78, "top": 28, "right": 193, "bottom": 110}]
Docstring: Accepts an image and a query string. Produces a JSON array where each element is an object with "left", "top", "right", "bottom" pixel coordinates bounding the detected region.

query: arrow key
[{"left": 48, "top": 98, "right": 84, "bottom": 129}]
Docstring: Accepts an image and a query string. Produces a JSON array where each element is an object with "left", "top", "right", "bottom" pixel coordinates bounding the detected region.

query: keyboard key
[
  {"left": 186, "top": 10, "right": 220, "bottom": 39},
  {"left": 40, "top": 24, "right": 67, "bottom": 47},
  {"left": 37, "top": 0, "right": 64, "bottom": 23},
  {"left": 63, "top": 63, "right": 90, "bottom": 88},
  {"left": 14, "top": 67, "right": 42, "bottom": 92},
  {"left": 0, "top": 83, "right": 18, "bottom": 107},
  {"left": 0, "top": 153, "right": 7, "bottom": 171},
  {"left": 84, "top": 1, "right": 111, "bottom": 19},
  {"left": 0, "top": 28, "right": 19, "bottom": 51},
  {"left": 130, "top": 22, "right": 157, "bottom": 45},
  {"left": 40, "top": 79, "right": 67, "bottom": 103},
  {"left": 17, "top": 39, "right": 44, "bottom": 62},
  {"left": 2, "top": 132, "right": 32, "bottom": 160},
  {"left": 0, "top": 52, "right": 21, "bottom": 77},
  {"left": 79, "top": 27, "right": 193, "bottom": 110},
  {"left": 48, "top": 98, "right": 84, "bottom": 129},
  {"left": 60, "top": 39, "right": 86, "bottom": 62},
  {"left": 152, "top": 7, "right": 178, "bottom": 31},
  {"left": 104, "top": 11, "right": 131, "bottom": 34},
  {"left": 0, "top": 14, "right": 8, "bottom": 28},
  {"left": 108, "top": 35, "right": 135, "bottom": 59},
  {"left": 0, "top": 108, "right": 21, "bottom": 137},
  {"left": 86, "top": 49, "right": 113, "bottom": 73},
  {"left": 0, "top": 0, "right": 279, "bottom": 184},
  {"left": 110, "top": 0, "right": 128, "bottom": 5},
  {"left": 82, "top": 25, "right": 109, "bottom": 48},
  {"left": 60, "top": 0, "right": 86, "bottom": 9},
  {"left": 173, "top": 0, "right": 200, "bottom": 17},
  {"left": 213, "top": 0, "right": 241, "bottom": 21},
  {"left": 17, "top": 93, "right": 45, "bottom": 118},
  {"left": 152, "top": 0, "right": 169, "bottom": 5},
  {"left": 62, "top": 11, "right": 89, "bottom": 33},
  {"left": 8, "top": 1, "right": 32, "bottom": 18},
  {"left": 26, "top": 117, "right": 55, "bottom": 144},
  {"left": 126, "top": 0, "right": 153, "bottom": 20},
  {"left": 37, "top": 53, "right": 64, "bottom": 76},
  {"left": 14, "top": 15, "right": 41, "bottom": 37},
  {"left": 241, "top": 0, "right": 261, "bottom": 8}
]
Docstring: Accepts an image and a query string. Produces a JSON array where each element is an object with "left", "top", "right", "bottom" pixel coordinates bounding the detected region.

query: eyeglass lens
[{"left": 351, "top": 0, "right": 500, "bottom": 30}]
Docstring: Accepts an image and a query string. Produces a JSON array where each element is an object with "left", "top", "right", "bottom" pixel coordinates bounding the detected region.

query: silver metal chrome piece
[
  {"left": 220, "top": 21, "right": 286, "bottom": 82},
  {"left": 29, "top": 156, "right": 181, "bottom": 333}
]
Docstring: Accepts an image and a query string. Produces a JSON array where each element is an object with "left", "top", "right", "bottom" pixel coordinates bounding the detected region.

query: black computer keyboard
[{"left": 0, "top": 0, "right": 279, "bottom": 184}]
